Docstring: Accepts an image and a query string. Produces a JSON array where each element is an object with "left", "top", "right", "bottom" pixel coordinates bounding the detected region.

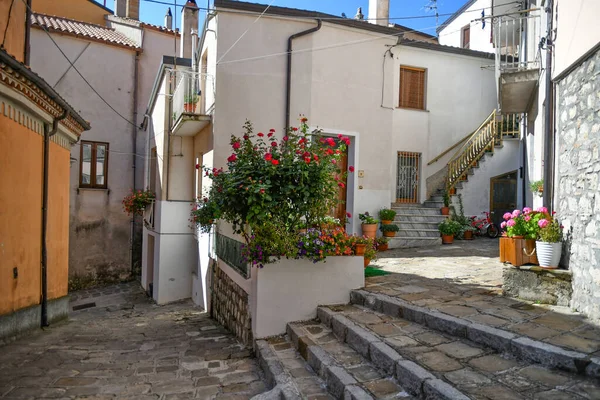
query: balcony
[
  {"left": 171, "top": 69, "right": 214, "bottom": 136},
  {"left": 494, "top": 14, "right": 541, "bottom": 113}
]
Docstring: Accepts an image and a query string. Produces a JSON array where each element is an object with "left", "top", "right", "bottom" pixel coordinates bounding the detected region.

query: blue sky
[{"left": 132, "top": 0, "right": 471, "bottom": 37}]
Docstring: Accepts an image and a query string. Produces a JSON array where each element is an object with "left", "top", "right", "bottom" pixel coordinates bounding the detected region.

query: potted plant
[
  {"left": 190, "top": 198, "right": 220, "bottom": 233},
  {"left": 463, "top": 225, "right": 476, "bottom": 240},
  {"left": 441, "top": 190, "right": 450, "bottom": 215},
  {"left": 359, "top": 212, "right": 379, "bottom": 239},
  {"left": 499, "top": 207, "right": 541, "bottom": 266},
  {"left": 122, "top": 188, "right": 155, "bottom": 216},
  {"left": 536, "top": 214, "right": 563, "bottom": 269},
  {"left": 529, "top": 179, "right": 544, "bottom": 197},
  {"left": 438, "top": 219, "right": 461, "bottom": 244},
  {"left": 379, "top": 208, "right": 396, "bottom": 225},
  {"left": 184, "top": 94, "right": 199, "bottom": 112},
  {"left": 352, "top": 235, "right": 370, "bottom": 256},
  {"left": 380, "top": 224, "right": 400, "bottom": 238},
  {"left": 364, "top": 243, "right": 377, "bottom": 268},
  {"left": 376, "top": 236, "right": 389, "bottom": 251},
  {"left": 298, "top": 220, "right": 308, "bottom": 234}
]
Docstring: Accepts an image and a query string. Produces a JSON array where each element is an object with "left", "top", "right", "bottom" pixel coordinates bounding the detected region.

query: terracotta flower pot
[
  {"left": 361, "top": 223, "right": 377, "bottom": 239},
  {"left": 381, "top": 220, "right": 392, "bottom": 225},
  {"left": 383, "top": 231, "right": 396, "bottom": 238},
  {"left": 378, "top": 243, "right": 389, "bottom": 252},
  {"left": 364, "top": 258, "right": 371, "bottom": 268},
  {"left": 441, "top": 234, "right": 454, "bottom": 244},
  {"left": 354, "top": 244, "right": 366, "bottom": 256},
  {"left": 464, "top": 230, "right": 473, "bottom": 240},
  {"left": 299, "top": 229, "right": 307, "bottom": 234},
  {"left": 441, "top": 207, "right": 450, "bottom": 216}
]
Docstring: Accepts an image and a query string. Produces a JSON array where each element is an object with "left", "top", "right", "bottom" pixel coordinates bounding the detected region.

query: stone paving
[
  {"left": 368, "top": 238, "right": 600, "bottom": 358},
  {"left": 0, "top": 283, "right": 266, "bottom": 399}
]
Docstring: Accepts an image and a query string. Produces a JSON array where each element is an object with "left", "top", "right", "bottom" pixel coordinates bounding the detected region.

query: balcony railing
[
  {"left": 493, "top": 14, "right": 541, "bottom": 72},
  {"left": 215, "top": 232, "right": 249, "bottom": 279},
  {"left": 171, "top": 69, "right": 214, "bottom": 123}
]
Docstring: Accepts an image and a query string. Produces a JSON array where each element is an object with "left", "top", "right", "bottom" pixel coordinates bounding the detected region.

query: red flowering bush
[
  {"left": 122, "top": 189, "right": 155, "bottom": 216},
  {"left": 202, "top": 118, "right": 355, "bottom": 266}
]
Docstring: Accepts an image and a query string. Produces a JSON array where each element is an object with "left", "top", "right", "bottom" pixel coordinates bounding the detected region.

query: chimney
[
  {"left": 368, "top": 0, "right": 390, "bottom": 26},
  {"left": 180, "top": 0, "right": 199, "bottom": 59},
  {"left": 165, "top": 8, "right": 173, "bottom": 30},
  {"left": 114, "top": 0, "right": 139, "bottom": 19}
]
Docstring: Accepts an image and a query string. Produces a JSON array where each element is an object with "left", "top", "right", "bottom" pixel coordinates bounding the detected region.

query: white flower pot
[{"left": 535, "top": 241, "right": 562, "bottom": 269}]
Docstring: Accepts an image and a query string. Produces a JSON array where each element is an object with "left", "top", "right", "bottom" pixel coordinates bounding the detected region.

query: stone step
[
  {"left": 423, "top": 200, "right": 444, "bottom": 209},
  {"left": 287, "top": 320, "right": 416, "bottom": 399},
  {"left": 388, "top": 237, "right": 442, "bottom": 249},
  {"left": 323, "top": 303, "right": 600, "bottom": 399},
  {"left": 429, "top": 196, "right": 444, "bottom": 202},
  {"left": 394, "top": 222, "right": 441, "bottom": 230},
  {"left": 397, "top": 229, "right": 440, "bottom": 238},
  {"left": 391, "top": 208, "right": 442, "bottom": 216},
  {"left": 350, "top": 290, "right": 600, "bottom": 382},
  {"left": 394, "top": 214, "right": 447, "bottom": 222},
  {"left": 254, "top": 338, "right": 334, "bottom": 399}
]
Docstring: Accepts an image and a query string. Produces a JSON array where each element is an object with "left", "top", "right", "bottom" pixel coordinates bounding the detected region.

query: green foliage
[
  {"left": 438, "top": 219, "right": 462, "bottom": 236},
  {"left": 359, "top": 212, "right": 378, "bottom": 224},
  {"left": 539, "top": 219, "right": 563, "bottom": 243},
  {"left": 376, "top": 236, "right": 390, "bottom": 245},
  {"left": 379, "top": 208, "right": 397, "bottom": 221},
  {"left": 184, "top": 94, "right": 199, "bottom": 104},
  {"left": 443, "top": 190, "right": 451, "bottom": 207},
  {"left": 364, "top": 244, "right": 377, "bottom": 261},
  {"left": 122, "top": 189, "right": 155, "bottom": 216},
  {"left": 190, "top": 199, "right": 220, "bottom": 233},
  {"left": 529, "top": 179, "right": 544, "bottom": 196},
  {"left": 352, "top": 235, "right": 372, "bottom": 245},
  {"left": 450, "top": 194, "right": 471, "bottom": 238},
  {"left": 380, "top": 224, "right": 400, "bottom": 232}
]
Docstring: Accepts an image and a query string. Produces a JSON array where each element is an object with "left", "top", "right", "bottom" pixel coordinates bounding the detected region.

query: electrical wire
[{"left": 19, "top": 0, "right": 139, "bottom": 128}]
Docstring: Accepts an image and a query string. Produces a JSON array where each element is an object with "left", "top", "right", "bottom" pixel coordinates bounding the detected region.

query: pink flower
[
  {"left": 227, "top": 154, "right": 237, "bottom": 163},
  {"left": 337, "top": 134, "right": 343, "bottom": 139},
  {"left": 524, "top": 215, "right": 531, "bottom": 222},
  {"left": 349, "top": 166, "right": 355, "bottom": 172},
  {"left": 346, "top": 212, "right": 352, "bottom": 218},
  {"left": 507, "top": 219, "right": 516, "bottom": 227},
  {"left": 500, "top": 221, "right": 507, "bottom": 229},
  {"left": 232, "top": 142, "right": 241, "bottom": 150},
  {"left": 523, "top": 207, "right": 532, "bottom": 214},
  {"left": 338, "top": 182, "right": 345, "bottom": 188},
  {"left": 331, "top": 159, "right": 337, "bottom": 164},
  {"left": 538, "top": 219, "right": 549, "bottom": 228},
  {"left": 536, "top": 206, "right": 548, "bottom": 213},
  {"left": 503, "top": 212, "right": 512, "bottom": 221},
  {"left": 512, "top": 210, "right": 521, "bottom": 218}
]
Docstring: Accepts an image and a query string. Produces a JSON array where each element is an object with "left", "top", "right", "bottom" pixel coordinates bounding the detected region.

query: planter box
[
  {"left": 499, "top": 237, "right": 538, "bottom": 267},
  {"left": 250, "top": 256, "right": 364, "bottom": 338}
]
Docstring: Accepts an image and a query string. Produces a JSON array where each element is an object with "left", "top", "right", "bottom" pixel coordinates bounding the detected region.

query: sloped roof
[
  {"left": 108, "top": 14, "right": 180, "bottom": 36},
  {"left": 31, "top": 13, "right": 140, "bottom": 49}
]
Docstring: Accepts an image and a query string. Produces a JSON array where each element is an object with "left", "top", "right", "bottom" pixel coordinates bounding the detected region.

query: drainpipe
[
  {"left": 130, "top": 50, "right": 140, "bottom": 275},
  {"left": 24, "top": 0, "right": 32, "bottom": 65},
  {"left": 542, "top": 0, "right": 554, "bottom": 211},
  {"left": 42, "top": 111, "right": 68, "bottom": 327},
  {"left": 285, "top": 20, "right": 322, "bottom": 131}
]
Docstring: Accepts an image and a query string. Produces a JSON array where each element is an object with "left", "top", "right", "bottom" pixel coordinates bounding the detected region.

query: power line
[{"left": 20, "top": 0, "right": 139, "bottom": 128}]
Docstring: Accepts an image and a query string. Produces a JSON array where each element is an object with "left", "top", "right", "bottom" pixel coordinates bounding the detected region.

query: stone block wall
[
  {"left": 503, "top": 266, "right": 572, "bottom": 306},
  {"left": 211, "top": 264, "right": 252, "bottom": 347},
  {"left": 556, "top": 48, "right": 600, "bottom": 318}
]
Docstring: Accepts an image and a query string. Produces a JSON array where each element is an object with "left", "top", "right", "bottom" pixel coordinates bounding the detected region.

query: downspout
[
  {"left": 42, "top": 110, "right": 68, "bottom": 327},
  {"left": 542, "top": 0, "right": 554, "bottom": 211},
  {"left": 285, "top": 19, "right": 322, "bottom": 131},
  {"left": 130, "top": 50, "right": 140, "bottom": 275},
  {"left": 24, "top": 0, "right": 32, "bottom": 65}
]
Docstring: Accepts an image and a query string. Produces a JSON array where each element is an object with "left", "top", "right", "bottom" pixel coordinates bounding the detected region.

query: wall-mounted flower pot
[
  {"left": 441, "top": 234, "right": 454, "bottom": 244},
  {"left": 441, "top": 207, "right": 450, "bottom": 216},
  {"left": 361, "top": 223, "right": 377, "bottom": 239},
  {"left": 354, "top": 244, "right": 366, "bottom": 256},
  {"left": 536, "top": 241, "right": 561, "bottom": 269}
]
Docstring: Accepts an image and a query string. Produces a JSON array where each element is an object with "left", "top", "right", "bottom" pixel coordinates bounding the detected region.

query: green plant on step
[
  {"left": 529, "top": 179, "right": 544, "bottom": 197},
  {"left": 379, "top": 208, "right": 396, "bottom": 221},
  {"left": 450, "top": 193, "right": 471, "bottom": 239},
  {"left": 438, "top": 219, "right": 462, "bottom": 236},
  {"left": 359, "top": 212, "right": 378, "bottom": 225},
  {"left": 376, "top": 236, "right": 389, "bottom": 245},
  {"left": 443, "top": 190, "right": 450, "bottom": 207},
  {"left": 380, "top": 224, "right": 400, "bottom": 233}
]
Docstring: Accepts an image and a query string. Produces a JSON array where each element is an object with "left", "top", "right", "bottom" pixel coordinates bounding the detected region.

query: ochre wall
[
  {"left": 0, "top": 106, "right": 70, "bottom": 315},
  {"left": 32, "top": 0, "right": 110, "bottom": 25},
  {"left": 0, "top": 0, "right": 27, "bottom": 63}
]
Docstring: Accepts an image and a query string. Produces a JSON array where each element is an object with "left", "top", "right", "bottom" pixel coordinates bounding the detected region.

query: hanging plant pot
[
  {"left": 536, "top": 241, "right": 561, "bottom": 269},
  {"left": 441, "top": 234, "right": 454, "bottom": 244},
  {"left": 441, "top": 207, "right": 450, "bottom": 216},
  {"left": 361, "top": 223, "right": 377, "bottom": 239},
  {"left": 354, "top": 244, "right": 366, "bottom": 256}
]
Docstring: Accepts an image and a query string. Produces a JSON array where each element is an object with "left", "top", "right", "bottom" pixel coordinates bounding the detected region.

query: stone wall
[
  {"left": 556, "top": 48, "right": 600, "bottom": 318},
  {"left": 211, "top": 264, "right": 252, "bottom": 347},
  {"left": 503, "top": 266, "right": 572, "bottom": 306}
]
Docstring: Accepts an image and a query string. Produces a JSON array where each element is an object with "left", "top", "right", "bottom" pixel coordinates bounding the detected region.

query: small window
[
  {"left": 399, "top": 66, "right": 426, "bottom": 110},
  {"left": 80, "top": 141, "right": 109, "bottom": 188},
  {"left": 461, "top": 24, "right": 471, "bottom": 49}
]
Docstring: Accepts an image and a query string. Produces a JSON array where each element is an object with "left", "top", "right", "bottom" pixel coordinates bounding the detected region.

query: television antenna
[{"left": 424, "top": 0, "right": 440, "bottom": 29}]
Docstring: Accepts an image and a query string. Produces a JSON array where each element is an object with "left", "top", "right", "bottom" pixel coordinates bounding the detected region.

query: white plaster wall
[
  {"left": 458, "top": 139, "right": 521, "bottom": 217},
  {"left": 438, "top": 0, "right": 493, "bottom": 53},
  {"left": 155, "top": 233, "right": 196, "bottom": 304},
  {"left": 251, "top": 256, "right": 364, "bottom": 338},
  {"left": 553, "top": 0, "right": 600, "bottom": 79}
]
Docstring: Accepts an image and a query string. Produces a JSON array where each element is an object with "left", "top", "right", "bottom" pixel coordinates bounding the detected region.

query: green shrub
[{"left": 379, "top": 209, "right": 396, "bottom": 221}]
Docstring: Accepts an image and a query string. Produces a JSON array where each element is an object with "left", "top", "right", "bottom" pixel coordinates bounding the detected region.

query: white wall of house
[{"left": 438, "top": 0, "right": 493, "bottom": 52}]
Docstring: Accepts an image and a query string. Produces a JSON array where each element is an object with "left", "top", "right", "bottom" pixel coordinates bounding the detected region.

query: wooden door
[
  {"left": 396, "top": 152, "right": 420, "bottom": 203},
  {"left": 490, "top": 171, "right": 518, "bottom": 226}
]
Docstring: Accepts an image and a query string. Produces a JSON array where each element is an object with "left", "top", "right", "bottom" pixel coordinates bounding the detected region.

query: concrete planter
[
  {"left": 536, "top": 241, "right": 562, "bottom": 269},
  {"left": 250, "top": 256, "right": 364, "bottom": 338}
]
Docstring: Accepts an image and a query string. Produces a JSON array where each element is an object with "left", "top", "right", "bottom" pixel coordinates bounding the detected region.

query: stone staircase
[
  {"left": 388, "top": 198, "right": 445, "bottom": 249},
  {"left": 252, "top": 290, "right": 600, "bottom": 399}
]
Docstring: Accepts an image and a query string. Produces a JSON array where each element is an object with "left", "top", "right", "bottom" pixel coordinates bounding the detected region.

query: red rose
[
  {"left": 264, "top": 153, "right": 273, "bottom": 161},
  {"left": 257, "top": 132, "right": 264, "bottom": 137},
  {"left": 269, "top": 128, "right": 275, "bottom": 132},
  {"left": 283, "top": 136, "right": 289, "bottom": 141},
  {"left": 331, "top": 159, "right": 337, "bottom": 164},
  {"left": 300, "top": 117, "right": 308, "bottom": 123},
  {"left": 271, "top": 159, "right": 279, "bottom": 165},
  {"left": 313, "top": 155, "right": 319, "bottom": 161},
  {"left": 243, "top": 135, "right": 249, "bottom": 140},
  {"left": 227, "top": 154, "right": 237, "bottom": 162},
  {"left": 195, "top": 163, "right": 200, "bottom": 169},
  {"left": 232, "top": 142, "right": 241, "bottom": 150},
  {"left": 304, "top": 157, "right": 311, "bottom": 164},
  {"left": 271, "top": 142, "right": 277, "bottom": 147},
  {"left": 337, "top": 134, "right": 343, "bottom": 139},
  {"left": 292, "top": 127, "right": 298, "bottom": 131},
  {"left": 338, "top": 182, "right": 345, "bottom": 188},
  {"left": 259, "top": 189, "right": 265, "bottom": 194},
  {"left": 349, "top": 166, "right": 355, "bottom": 172},
  {"left": 268, "top": 132, "right": 274, "bottom": 138}
]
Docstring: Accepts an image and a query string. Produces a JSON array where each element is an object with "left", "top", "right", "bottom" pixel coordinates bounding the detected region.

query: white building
[
  {"left": 140, "top": 0, "right": 507, "bottom": 331},
  {"left": 29, "top": 0, "right": 179, "bottom": 283}
]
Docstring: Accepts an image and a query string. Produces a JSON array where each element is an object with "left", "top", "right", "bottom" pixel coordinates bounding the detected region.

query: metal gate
[{"left": 396, "top": 152, "right": 420, "bottom": 203}]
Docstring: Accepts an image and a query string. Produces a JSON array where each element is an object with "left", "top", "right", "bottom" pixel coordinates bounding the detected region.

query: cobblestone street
[{"left": 0, "top": 283, "right": 265, "bottom": 399}]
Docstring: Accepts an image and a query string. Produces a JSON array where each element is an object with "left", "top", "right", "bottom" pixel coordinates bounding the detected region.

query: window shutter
[
  {"left": 399, "top": 67, "right": 425, "bottom": 110},
  {"left": 462, "top": 25, "right": 471, "bottom": 49}
]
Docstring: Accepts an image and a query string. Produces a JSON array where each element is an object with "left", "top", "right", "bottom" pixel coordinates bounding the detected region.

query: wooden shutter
[
  {"left": 399, "top": 66, "right": 426, "bottom": 110},
  {"left": 462, "top": 25, "right": 471, "bottom": 49}
]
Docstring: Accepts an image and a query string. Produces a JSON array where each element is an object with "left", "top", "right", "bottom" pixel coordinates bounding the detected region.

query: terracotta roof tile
[{"left": 31, "top": 13, "right": 140, "bottom": 49}]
